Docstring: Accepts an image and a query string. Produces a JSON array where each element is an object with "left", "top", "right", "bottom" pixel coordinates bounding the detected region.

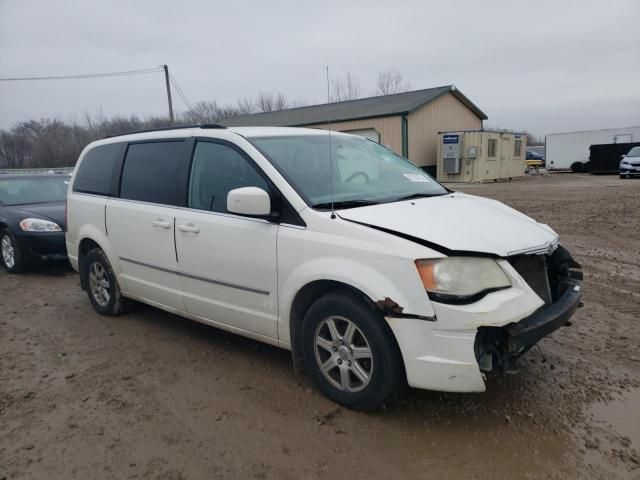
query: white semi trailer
[{"left": 545, "top": 125, "right": 640, "bottom": 172}]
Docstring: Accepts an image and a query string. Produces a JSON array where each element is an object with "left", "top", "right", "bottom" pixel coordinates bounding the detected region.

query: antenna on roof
[{"left": 326, "top": 65, "right": 336, "bottom": 219}]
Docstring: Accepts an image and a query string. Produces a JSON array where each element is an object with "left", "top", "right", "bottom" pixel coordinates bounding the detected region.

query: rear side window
[
  {"left": 188, "top": 141, "right": 269, "bottom": 213},
  {"left": 120, "top": 141, "right": 184, "bottom": 205},
  {"left": 73, "top": 143, "right": 122, "bottom": 195}
]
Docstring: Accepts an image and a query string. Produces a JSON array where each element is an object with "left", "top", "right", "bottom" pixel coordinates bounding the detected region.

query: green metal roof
[{"left": 222, "top": 85, "right": 487, "bottom": 127}]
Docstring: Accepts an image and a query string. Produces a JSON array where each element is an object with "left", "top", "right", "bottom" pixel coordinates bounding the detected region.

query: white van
[{"left": 66, "top": 125, "right": 583, "bottom": 410}]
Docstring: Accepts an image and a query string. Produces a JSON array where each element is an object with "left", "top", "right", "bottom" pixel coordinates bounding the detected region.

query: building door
[
  {"left": 499, "top": 135, "right": 511, "bottom": 178},
  {"left": 484, "top": 134, "right": 501, "bottom": 180}
]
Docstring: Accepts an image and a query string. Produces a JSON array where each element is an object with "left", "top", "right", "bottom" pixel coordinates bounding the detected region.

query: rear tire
[
  {"left": 82, "top": 248, "right": 130, "bottom": 316},
  {"left": 1, "top": 229, "right": 28, "bottom": 273},
  {"left": 301, "top": 291, "right": 405, "bottom": 411}
]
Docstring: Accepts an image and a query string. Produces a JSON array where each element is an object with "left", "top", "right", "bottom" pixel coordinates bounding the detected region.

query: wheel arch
[
  {"left": 78, "top": 237, "right": 104, "bottom": 290},
  {"left": 288, "top": 279, "right": 400, "bottom": 373}
]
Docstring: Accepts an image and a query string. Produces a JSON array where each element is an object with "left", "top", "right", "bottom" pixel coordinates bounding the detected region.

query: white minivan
[{"left": 66, "top": 125, "right": 583, "bottom": 410}]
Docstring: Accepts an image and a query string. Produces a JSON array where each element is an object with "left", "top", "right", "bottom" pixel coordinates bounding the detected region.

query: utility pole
[{"left": 163, "top": 64, "right": 174, "bottom": 123}]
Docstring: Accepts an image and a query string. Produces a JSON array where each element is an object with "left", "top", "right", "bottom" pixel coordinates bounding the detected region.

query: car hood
[
  {"left": 337, "top": 192, "right": 558, "bottom": 257},
  {"left": 11, "top": 201, "right": 66, "bottom": 228}
]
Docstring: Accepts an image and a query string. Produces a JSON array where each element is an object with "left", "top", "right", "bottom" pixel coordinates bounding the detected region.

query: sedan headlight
[
  {"left": 19, "top": 218, "right": 62, "bottom": 232},
  {"left": 415, "top": 257, "right": 511, "bottom": 304}
]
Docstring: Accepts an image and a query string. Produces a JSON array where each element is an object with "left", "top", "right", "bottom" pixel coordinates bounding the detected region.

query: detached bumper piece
[{"left": 475, "top": 245, "right": 583, "bottom": 373}]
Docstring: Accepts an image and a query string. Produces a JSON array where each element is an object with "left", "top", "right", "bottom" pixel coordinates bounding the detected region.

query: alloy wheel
[
  {"left": 314, "top": 316, "right": 374, "bottom": 393},
  {"left": 1, "top": 235, "right": 15, "bottom": 269},
  {"left": 88, "top": 261, "right": 111, "bottom": 307}
]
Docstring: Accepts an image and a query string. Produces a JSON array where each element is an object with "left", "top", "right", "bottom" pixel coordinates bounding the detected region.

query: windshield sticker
[{"left": 403, "top": 173, "right": 430, "bottom": 183}]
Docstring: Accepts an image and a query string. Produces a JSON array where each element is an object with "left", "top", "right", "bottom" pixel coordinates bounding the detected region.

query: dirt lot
[{"left": 1, "top": 174, "right": 639, "bottom": 479}]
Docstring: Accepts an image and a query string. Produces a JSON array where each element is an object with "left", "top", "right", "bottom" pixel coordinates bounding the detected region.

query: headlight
[
  {"left": 19, "top": 218, "right": 62, "bottom": 232},
  {"left": 415, "top": 257, "right": 511, "bottom": 304}
]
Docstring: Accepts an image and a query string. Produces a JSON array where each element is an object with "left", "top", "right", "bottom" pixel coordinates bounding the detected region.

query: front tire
[
  {"left": 301, "top": 291, "right": 405, "bottom": 410},
  {"left": 82, "top": 249, "right": 129, "bottom": 316},
  {"left": 1, "top": 229, "right": 28, "bottom": 273}
]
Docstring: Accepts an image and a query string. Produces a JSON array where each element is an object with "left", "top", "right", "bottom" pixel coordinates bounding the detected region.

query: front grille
[{"left": 508, "top": 254, "right": 552, "bottom": 305}]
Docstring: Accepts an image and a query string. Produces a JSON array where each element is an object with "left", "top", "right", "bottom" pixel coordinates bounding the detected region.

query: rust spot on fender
[{"left": 376, "top": 297, "right": 404, "bottom": 315}]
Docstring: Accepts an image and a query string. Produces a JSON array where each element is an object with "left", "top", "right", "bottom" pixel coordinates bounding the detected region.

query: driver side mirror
[{"left": 227, "top": 187, "right": 271, "bottom": 217}]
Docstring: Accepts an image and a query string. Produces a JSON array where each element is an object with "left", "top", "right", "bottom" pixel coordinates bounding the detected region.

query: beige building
[{"left": 223, "top": 85, "right": 487, "bottom": 174}]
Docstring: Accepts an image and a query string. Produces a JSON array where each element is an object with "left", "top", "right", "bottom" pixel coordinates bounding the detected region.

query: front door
[{"left": 175, "top": 139, "right": 279, "bottom": 338}]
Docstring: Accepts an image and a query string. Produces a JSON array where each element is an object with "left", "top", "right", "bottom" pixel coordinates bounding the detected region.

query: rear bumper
[{"left": 14, "top": 231, "right": 68, "bottom": 261}]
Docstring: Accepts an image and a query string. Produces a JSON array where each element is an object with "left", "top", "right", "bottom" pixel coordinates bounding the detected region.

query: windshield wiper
[
  {"left": 392, "top": 193, "right": 447, "bottom": 202},
  {"left": 312, "top": 199, "right": 380, "bottom": 210}
]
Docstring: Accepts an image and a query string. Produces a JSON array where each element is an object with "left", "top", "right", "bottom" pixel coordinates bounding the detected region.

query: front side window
[
  {"left": 249, "top": 134, "right": 447, "bottom": 208},
  {"left": 0, "top": 176, "right": 69, "bottom": 206},
  {"left": 119, "top": 141, "right": 184, "bottom": 205},
  {"left": 188, "top": 141, "right": 269, "bottom": 213},
  {"left": 488, "top": 139, "right": 498, "bottom": 158}
]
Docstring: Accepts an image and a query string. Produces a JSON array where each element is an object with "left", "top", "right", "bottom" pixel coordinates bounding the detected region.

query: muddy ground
[{"left": 1, "top": 173, "right": 639, "bottom": 479}]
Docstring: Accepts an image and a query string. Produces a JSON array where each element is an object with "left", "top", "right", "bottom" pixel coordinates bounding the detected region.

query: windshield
[
  {"left": 249, "top": 134, "right": 448, "bottom": 208},
  {"left": 0, "top": 176, "right": 69, "bottom": 206},
  {"left": 626, "top": 147, "right": 640, "bottom": 157}
]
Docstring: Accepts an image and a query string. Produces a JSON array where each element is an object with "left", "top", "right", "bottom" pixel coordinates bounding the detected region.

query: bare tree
[
  {"left": 182, "top": 101, "right": 221, "bottom": 123},
  {"left": 0, "top": 90, "right": 309, "bottom": 169},
  {"left": 236, "top": 97, "right": 256, "bottom": 115},
  {"left": 331, "top": 72, "right": 361, "bottom": 102},
  {"left": 273, "top": 93, "right": 289, "bottom": 111},
  {"left": 376, "top": 71, "right": 410, "bottom": 96},
  {"left": 256, "top": 92, "right": 275, "bottom": 112}
]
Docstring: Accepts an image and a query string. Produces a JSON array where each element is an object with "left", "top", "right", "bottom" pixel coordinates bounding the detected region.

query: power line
[
  {"left": 0, "top": 67, "right": 163, "bottom": 82},
  {"left": 168, "top": 73, "right": 193, "bottom": 111}
]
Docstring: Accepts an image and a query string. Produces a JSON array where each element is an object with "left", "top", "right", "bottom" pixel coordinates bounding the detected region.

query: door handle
[
  {"left": 178, "top": 223, "right": 200, "bottom": 234},
  {"left": 151, "top": 219, "right": 172, "bottom": 229}
]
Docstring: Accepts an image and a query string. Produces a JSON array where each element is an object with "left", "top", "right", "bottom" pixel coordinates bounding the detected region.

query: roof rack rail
[{"left": 104, "top": 123, "right": 227, "bottom": 139}]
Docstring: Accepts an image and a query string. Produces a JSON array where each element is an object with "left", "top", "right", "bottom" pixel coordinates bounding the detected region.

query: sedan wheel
[
  {"left": 0, "top": 230, "right": 26, "bottom": 273},
  {"left": 1, "top": 235, "right": 15, "bottom": 269},
  {"left": 314, "top": 316, "right": 374, "bottom": 393}
]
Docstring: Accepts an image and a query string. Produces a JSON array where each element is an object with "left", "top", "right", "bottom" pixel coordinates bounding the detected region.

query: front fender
[{"left": 278, "top": 255, "right": 435, "bottom": 344}]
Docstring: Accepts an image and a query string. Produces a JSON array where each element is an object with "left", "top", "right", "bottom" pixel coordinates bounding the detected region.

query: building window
[
  {"left": 514, "top": 139, "right": 522, "bottom": 158},
  {"left": 488, "top": 139, "right": 497, "bottom": 158}
]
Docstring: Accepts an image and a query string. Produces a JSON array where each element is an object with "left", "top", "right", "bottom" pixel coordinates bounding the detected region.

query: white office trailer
[
  {"left": 437, "top": 130, "right": 526, "bottom": 183},
  {"left": 545, "top": 125, "right": 640, "bottom": 172}
]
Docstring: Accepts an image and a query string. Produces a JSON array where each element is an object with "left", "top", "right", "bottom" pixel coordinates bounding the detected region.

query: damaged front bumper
[
  {"left": 385, "top": 245, "right": 583, "bottom": 392},
  {"left": 475, "top": 248, "right": 583, "bottom": 373}
]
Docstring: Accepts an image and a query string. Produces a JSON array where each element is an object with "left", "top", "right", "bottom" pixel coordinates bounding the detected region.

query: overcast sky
[{"left": 1, "top": 0, "right": 639, "bottom": 137}]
